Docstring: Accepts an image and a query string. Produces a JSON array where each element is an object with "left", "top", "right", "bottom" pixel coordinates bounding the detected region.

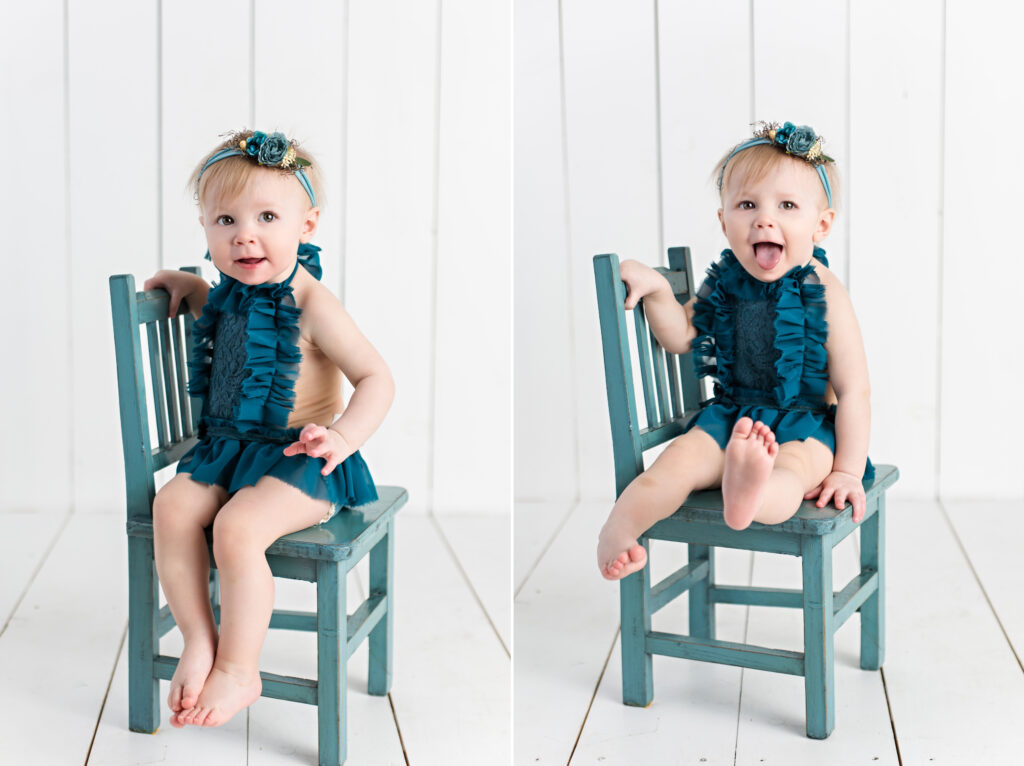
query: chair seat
[
  {"left": 654, "top": 464, "right": 898, "bottom": 536},
  {"left": 126, "top": 485, "right": 407, "bottom": 562}
]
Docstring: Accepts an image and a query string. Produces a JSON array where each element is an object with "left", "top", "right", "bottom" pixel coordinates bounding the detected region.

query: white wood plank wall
[
  {"left": 0, "top": 0, "right": 511, "bottom": 517},
  {"left": 515, "top": 0, "right": 1024, "bottom": 504}
]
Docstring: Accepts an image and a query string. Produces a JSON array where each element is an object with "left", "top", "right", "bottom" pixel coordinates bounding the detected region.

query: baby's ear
[
  {"left": 718, "top": 208, "right": 725, "bottom": 234},
  {"left": 300, "top": 207, "right": 321, "bottom": 242},
  {"left": 198, "top": 215, "right": 205, "bottom": 227},
  {"left": 813, "top": 208, "right": 835, "bottom": 242}
]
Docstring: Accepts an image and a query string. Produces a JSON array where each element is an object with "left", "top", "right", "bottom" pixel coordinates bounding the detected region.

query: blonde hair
[
  {"left": 189, "top": 133, "right": 325, "bottom": 211},
  {"left": 713, "top": 142, "right": 840, "bottom": 209}
]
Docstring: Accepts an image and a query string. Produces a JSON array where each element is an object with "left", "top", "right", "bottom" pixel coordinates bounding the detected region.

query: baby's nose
[{"left": 233, "top": 227, "right": 256, "bottom": 244}]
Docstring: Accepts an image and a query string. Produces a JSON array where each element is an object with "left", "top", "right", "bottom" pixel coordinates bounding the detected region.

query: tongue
[{"left": 754, "top": 243, "right": 782, "bottom": 270}]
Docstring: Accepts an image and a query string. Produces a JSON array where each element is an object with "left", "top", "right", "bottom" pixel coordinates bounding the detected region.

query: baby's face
[
  {"left": 718, "top": 159, "right": 834, "bottom": 282},
  {"left": 200, "top": 170, "right": 318, "bottom": 284}
]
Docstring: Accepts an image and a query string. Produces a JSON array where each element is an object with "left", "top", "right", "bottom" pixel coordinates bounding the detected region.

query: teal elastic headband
[
  {"left": 197, "top": 130, "right": 317, "bottom": 208},
  {"left": 717, "top": 122, "right": 834, "bottom": 208}
]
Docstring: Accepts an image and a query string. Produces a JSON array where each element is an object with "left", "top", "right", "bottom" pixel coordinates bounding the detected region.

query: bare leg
[
  {"left": 598, "top": 428, "right": 724, "bottom": 580},
  {"left": 752, "top": 437, "right": 833, "bottom": 526},
  {"left": 179, "top": 476, "right": 333, "bottom": 727},
  {"left": 152, "top": 474, "right": 227, "bottom": 726}
]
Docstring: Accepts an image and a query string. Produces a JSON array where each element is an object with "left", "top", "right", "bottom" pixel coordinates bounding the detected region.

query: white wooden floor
[
  {"left": 515, "top": 497, "right": 1024, "bottom": 765},
  {"left": 0, "top": 510, "right": 510, "bottom": 766}
]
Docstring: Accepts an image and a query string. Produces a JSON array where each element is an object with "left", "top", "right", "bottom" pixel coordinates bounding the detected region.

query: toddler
[
  {"left": 598, "top": 122, "right": 872, "bottom": 580},
  {"left": 144, "top": 130, "right": 394, "bottom": 726}
]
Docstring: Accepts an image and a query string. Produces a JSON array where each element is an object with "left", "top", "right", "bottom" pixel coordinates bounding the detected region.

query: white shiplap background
[
  {"left": 0, "top": 0, "right": 510, "bottom": 517},
  {"left": 515, "top": 0, "right": 1024, "bottom": 504}
]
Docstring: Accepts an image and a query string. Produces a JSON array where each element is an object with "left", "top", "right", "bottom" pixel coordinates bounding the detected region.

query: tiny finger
[{"left": 804, "top": 486, "right": 823, "bottom": 500}]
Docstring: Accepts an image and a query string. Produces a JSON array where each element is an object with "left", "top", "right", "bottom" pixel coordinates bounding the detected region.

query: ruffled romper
[
  {"left": 177, "top": 243, "right": 378, "bottom": 514},
  {"left": 681, "top": 247, "right": 873, "bottom": 480}
]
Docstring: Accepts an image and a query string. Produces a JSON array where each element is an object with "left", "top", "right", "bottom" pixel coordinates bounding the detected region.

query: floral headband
[
  {"left": 197, "top": 130, "right": 317, "bottom": 207},
  {"left": 717, "top": 121, "right": 834, "bottom": 207}
]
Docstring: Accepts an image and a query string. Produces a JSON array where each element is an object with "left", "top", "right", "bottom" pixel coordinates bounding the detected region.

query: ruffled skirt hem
[{"left": 176, "top": 429, "right": 378, "bottom": 509}]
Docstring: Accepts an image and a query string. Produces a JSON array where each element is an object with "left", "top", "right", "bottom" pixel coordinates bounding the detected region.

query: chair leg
[
  {"left": 801, "top": 535, "right": 835, "bottom": 739},
  {"left": 368, "top": 521, "right": 395, "bottom": 696},
  {"left": 860, "top": 497, "right": 886, "bottom": 670},
  {"left": 317, "top": 560, "right": 347, "bottom": 766},
  {"left": 127, "top": 536, "right": 160, "bottom": 733},
  {"left": 687, "top": 545, "right": 715, "bottom": 639},
  {"left": 620, "top": 538, "right": 653, "bottom": 707}
]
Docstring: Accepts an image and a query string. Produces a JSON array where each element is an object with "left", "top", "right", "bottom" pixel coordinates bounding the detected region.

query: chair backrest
[
  {"left": 593, "top": 247, "right": 702, "bottom": 497},
  {"left": 109, "top": 268, "right": 202, "bottom": 520}
]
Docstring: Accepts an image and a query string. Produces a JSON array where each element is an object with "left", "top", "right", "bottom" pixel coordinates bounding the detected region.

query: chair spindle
[{"left": 146, "top": 322, "right": 170, "bottom": 448}]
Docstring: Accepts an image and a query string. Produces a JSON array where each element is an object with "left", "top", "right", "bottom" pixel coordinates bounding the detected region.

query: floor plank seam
[
  {"left": 514, "top": 501, "right": 578, "bottom": 598},
  {"left": 387, "top": 692, "right": 411, "bottom": 766},
  {"left": 84, "top": 620, "right": 128, "bottom": 766},
  {"left": 0, "top": 509, "right": 74, "bottom": 639},
  {"left": 732, "top": 552, "right": 755, "bottom": 766},
  {"left": 566, "top": 627, "right": 619, "bottom": 766},
  {"left": 879, "top": 666, "right": 903, "bottom": 766},
  {"left": 429, "top": 513, "right": 510, "bottom": 657},
  {"left": 938, "top": 499, "right": 1024, "bottom": 675}
]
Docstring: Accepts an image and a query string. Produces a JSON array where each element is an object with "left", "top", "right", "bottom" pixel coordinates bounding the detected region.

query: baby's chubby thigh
[
  {"left": 773, "top": 437, "right": 833, "bottom": 491},
  {"left": 211, "top": 476, "right": 333, "bottom": 566},
  {"left": 152, "top": 473, "right": 228, "bottom": 539},
  {"left": 643, "top": 426, "right": 726, "bottom": 493}
]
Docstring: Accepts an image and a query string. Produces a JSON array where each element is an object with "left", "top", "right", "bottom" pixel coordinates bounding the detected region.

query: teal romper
[
  {"left": 681, "top": 247, "right": 873, "bottom": 480},
  {"left": 176, "top": 243, "right": 378, "bottom": 511}
]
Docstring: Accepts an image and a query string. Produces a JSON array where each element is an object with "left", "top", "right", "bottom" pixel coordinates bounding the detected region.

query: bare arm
[
  {"left": 812, "top": 268, "right": 872, "bottom": 520},
  {"left": 620, "top": 259, "right": 696, "bottom": 354},
  {"left": 283, "top": 286, "right": 394, "bottom": 475},
  {"left": 143, "top": 270, "right": 211, "bottom": 320}
]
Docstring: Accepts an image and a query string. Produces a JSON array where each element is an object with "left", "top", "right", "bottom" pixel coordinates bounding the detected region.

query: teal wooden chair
[
  {"left": 594, "top": 248, "right": 898, "bottom": 739},
  {"left": 109, "top": 269, "right": 407, "bottom": 765}
]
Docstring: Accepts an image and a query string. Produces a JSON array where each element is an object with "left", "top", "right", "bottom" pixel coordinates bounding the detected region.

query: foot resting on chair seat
[{"left": 722, "top": 417, "right": 778, "bottom": 531}]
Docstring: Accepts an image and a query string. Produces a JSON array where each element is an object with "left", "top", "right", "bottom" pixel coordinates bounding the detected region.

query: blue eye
[
  {"left": 260, "top": 212, "right": 276, "bottom": 223},
  {"left": 216, "top": 215, "right": 234, "bottom": 225}
]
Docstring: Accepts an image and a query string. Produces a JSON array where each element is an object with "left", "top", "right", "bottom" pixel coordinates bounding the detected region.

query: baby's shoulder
[{"left": 294, "top": 275, "right": 345, "bottom": 344}]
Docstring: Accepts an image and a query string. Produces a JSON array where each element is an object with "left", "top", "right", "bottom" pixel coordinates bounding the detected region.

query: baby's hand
[
  {"left": 620, "top": 259, "right": 670, "bottom": 310},
  {"left": 143, "top": 270, "right": 201, "bottom": 318},
  {"left": 283, "top": 424, "right": 354, "bottom": 476},
  {"left": 804, "top": 471, "right": 867, "bottom": 522}
]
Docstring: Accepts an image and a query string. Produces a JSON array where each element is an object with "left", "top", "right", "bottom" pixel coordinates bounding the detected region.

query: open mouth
[
  {"left": 236, "top": 257, "right": 265, "bottom": 268},
  {"left": 753, "top": 242, "right": 783, "bottom": 270}
]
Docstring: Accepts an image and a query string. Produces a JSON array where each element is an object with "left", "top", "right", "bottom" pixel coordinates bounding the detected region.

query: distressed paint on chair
[
  {"left": 594, "top": 248, "right": 898, "bottom": 739},
  {"left": 110, "top": 271, "right": 407, "bottom": 765}
]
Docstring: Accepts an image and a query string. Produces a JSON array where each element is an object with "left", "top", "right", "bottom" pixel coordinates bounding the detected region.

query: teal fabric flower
[
  {"left": 245, "top": 130, "right": 267, "bottom": 157},
  {"left": 258, "top": 132, "right": 290, "bottom": 165},
  {"left": 774, "top": 121, "right": 796, "bottom": 146},
  {"left": 786, "top": 126, "right": 818, "bottom": 156}
]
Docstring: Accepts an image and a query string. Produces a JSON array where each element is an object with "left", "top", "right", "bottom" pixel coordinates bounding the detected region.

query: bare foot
[
  {"left": 167, "top": 635, "right": 217, "bottom": 728},
  {"left": 722, "top": 418, "right": 778, "bottom": 531},
  {"left": 179, "top": 665, "right": 262, "bottom": 727},
  {"left": 597, "top": 519, "right": 648, "bottom": 580}
]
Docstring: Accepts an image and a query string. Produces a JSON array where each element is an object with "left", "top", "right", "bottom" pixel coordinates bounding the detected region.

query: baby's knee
[{"left": 211, "top": 512, "right": 263, "bottom": 567}]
